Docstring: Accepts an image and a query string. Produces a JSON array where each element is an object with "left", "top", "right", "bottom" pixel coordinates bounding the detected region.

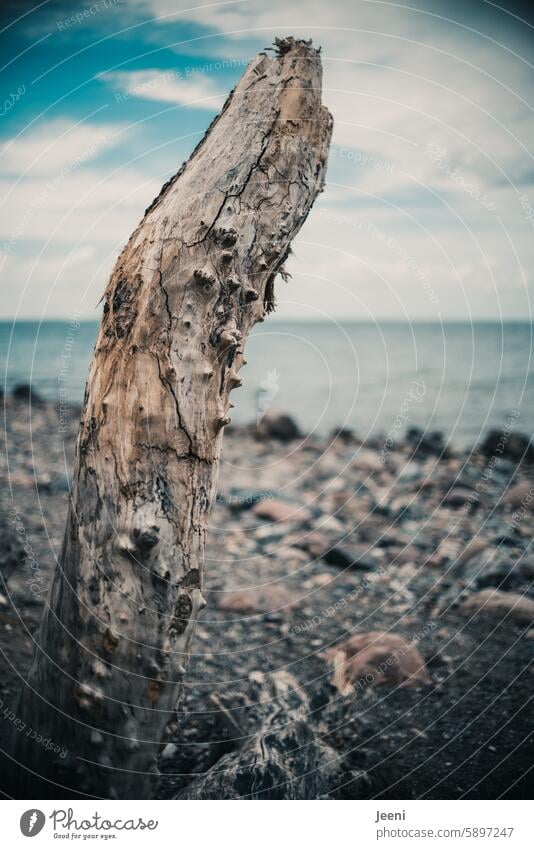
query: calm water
[{"left": 1, "top": 320, "right": 532, "bottom": 447}]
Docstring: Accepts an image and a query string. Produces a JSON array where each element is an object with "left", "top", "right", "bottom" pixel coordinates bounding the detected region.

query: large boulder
[
  {"left": 406, "top": 426, "right": 449, "bottom": 458},
  {"left": 255, "top": 409, "right": 301, "bottom": 441},
  {"left": 481, "top": 429, "right": 534, "bottom": 463},
  {"left": 322, "top": 543, "right": 379, "bottom": 571},
  {"left": 460, "top": 589, "right": 534, "bottom": 625},
  {"left": 12, "top": 383, "right": 43, "bottom": 404},
  {"left": 324, "top": 631, "right": 431, "bottom": 696},
  {"left": 457, "top": 547, "right": 534, "bottom": 597}
]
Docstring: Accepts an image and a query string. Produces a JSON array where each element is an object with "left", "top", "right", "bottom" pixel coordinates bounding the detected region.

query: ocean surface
[{"left": 1, "top": 320, "right": 532, "bottom": 448}]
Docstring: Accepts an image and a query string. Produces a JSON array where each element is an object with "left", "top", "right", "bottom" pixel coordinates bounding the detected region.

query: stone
[
  {"left": 307, "top": 573, "right": 333, "bottom": 588},
  {"left": 324, "top": 631, "right": 431, "bottom": 696},
  {"left": 252, "top": 498, "right": 310, "bottom": 524},
  {"left": 312, "top": 514, "right": 345, "bottom": 534},
  {"left": 351, "top": 449, "right": 384, "bottom": 473},
  {"left": 255, "top": 410, "right": 301, "bottom": 441},
  {"left": 481, "top": 429, "right": 534, "bottom": 464},
  {"left": 221, "top": 488, "right": 274, "bottom": 511},
  {"left": 443, "top": 487, "right": 475, "bottom": 508},
  {"left": 218, "top": 585, "right": 300, "bottom": 614},
  {"left": 396, "top": 460, "right": 424, "bottom": 482},
  {"left": 12, "top": 384, "right": 43, "bottom": 403},
  {"left": 406, "top": 427, "right": 448, "bottom": 458},
  {"left": 292, "top": 531, "right": 331, "bottom": 559},
  {"left": 502, "top": 480, "right": 534, "bottom": 509},
  {"left": 462, "top": 548, "right": 533, "bottom": 595},
  {"left": 460, "top": 589, "right": 534, "bottom": 624},
  {"left": 456, "top": 539, "right": 488, "bottom": 567},
  {"left": 330, "top": 427, "right": 359, "bottom": 443},
  {"left": 0, "top": 510, "right": 26, "bottom": 585},
  {"left": 161, "top": 743, "right": 178, "bottom": 761},
  {"left": 323, "top": 543, "right": 378, "bottom": 571}
]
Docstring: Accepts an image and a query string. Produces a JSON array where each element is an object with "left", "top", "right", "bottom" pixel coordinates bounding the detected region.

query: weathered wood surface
[
  {"left": 169, "top": 672, "right": 375, "bottom": 800},
  {"left": 12, "top": 37, "right": 332, "bottom": 798},
  {"left": 176, "top": 671, "right": 345, "bottom": 800}
]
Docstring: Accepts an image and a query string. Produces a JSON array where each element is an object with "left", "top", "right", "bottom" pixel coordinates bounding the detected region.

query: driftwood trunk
[
  {"left": 12, "top": 37, "right": 332, "bottom": 799},
  {"left": 176, "top": 671, "right": 346, "bottom": 800}
]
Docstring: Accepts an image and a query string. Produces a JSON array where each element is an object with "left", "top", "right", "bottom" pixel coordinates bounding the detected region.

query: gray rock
[
  {"left": 481, "top": 429, "right": 534, "bottom": 464},
  {"left": 255, "top": 410, "right": 301, "bottom": 441},
  {"left": 462, "top": 547, "right": 533, "bottom": 597},
  {"left": 323, "top": 543, "right": 379, "bottom": 571},
  {"left": 12, "top": 384, "right": 43, "bottom": 403}
]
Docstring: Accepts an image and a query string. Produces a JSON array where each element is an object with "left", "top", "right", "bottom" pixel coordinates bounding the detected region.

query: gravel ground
[{"left": 1, "top": 393, "right": 533, "bottom": 799}]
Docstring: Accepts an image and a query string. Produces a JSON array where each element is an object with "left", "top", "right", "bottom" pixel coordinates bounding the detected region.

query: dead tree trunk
[
  {"left": 12, "top": 37, "right": 332, "bottom": 799},
  {"left": 175, "top": 671, "right": 348, "bottom": 800}
]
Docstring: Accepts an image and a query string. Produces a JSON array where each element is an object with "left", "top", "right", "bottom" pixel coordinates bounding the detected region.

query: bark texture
[
  {"left": 175, "top": 671, "right": 346, "bottom": 800},
  {"left": 12, "top": 37, "right": 332, "bottom": 799}
]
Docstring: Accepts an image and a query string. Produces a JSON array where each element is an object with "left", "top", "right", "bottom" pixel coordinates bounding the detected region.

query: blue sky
[{"left": 1, "top": 0, "right": 534, "bottom": 321}]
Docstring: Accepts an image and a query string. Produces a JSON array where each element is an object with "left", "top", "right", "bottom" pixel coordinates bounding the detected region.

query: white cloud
[
  {"left": 102, "top": 68, "right": 224, "bottom": 109},
  {"left": 0, "top": 169, "right": 161, "bottom": 243},
  {"left": 2, "top": 0, "right": 534, "bottom": 319},
  {"left": 0, "top": 120, "right": 125, "bottom": 178}
]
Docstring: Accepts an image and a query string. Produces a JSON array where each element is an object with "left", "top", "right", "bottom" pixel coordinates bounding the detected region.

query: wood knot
[
  {"left": 133, "top": 527, "right": 160, "bottom": 553},
  {"left": 214, "top": 414, "right": 231, "bottom": 433},
  {"left": 169, "top": 593, "right": 193, "bottom": 639},
  {"left": 76, "top": 683, "right": 104, "bottom": 710},
  {"left": 226, "top": 276, "right": 241, "bottom": 292},
  {"left": 193, "top": 269, "right": 216, "bottom": 291},
  {"left": 244, "top": 287, "right": 259, "bottom": 302},
  {"left": 214, "top": 227, "right": 238, "bottom": 247},
  {"left": 216, "top": 328, "right": 240, "bottom": 352},
  {"left": 227, "top": 369, "right": 243, "bottom": 390},
  {"left": 102, "top": 627, "right": 120, "bottom": 655}
]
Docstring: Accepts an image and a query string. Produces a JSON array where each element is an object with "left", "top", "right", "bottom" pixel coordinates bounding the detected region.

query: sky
[{"left": 1, "top": 0, "right": 534, "bottom": 321}]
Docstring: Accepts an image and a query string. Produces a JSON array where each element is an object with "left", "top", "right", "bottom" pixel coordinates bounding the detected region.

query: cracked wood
[{"left": 13, "top": 37, "right": 332, "bottom": 799}]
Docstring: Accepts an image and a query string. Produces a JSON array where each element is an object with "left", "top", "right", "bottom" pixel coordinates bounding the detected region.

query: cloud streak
[{"left": 102, "top": 68, "right": 225, "bottom": 108}]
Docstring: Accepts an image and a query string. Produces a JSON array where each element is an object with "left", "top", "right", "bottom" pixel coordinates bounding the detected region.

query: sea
[{"left": 1, "top": 320, "right": 532, "bottom": 449}]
